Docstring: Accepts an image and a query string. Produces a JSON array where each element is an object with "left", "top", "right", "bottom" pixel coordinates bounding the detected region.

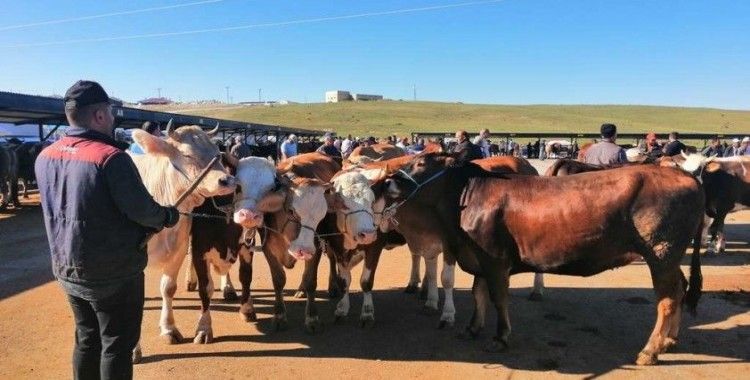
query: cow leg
[
  {"left": 263, "top": 250, "right": 288, "bottom": 331},
  {"left": 301, "top": 251, "right": 323, "bottom": 333},
  {"left": 705, "top": 217, "right": 720, "bottom": 255},
  {"left": 334, "top": 258, "right": 352, "bottom": 323},
  {"left": 528, "top": 273, "right": 545, "bottom": 301},
  {"left": 422, "top": 256, "right": 439, "bottom": 312},
  {"left": 238, "top": 253, "right": 257, "bottom": 322},
  {"left": 484, "top": 267, "right": 512, "bottom": 352},
  {"left": 185, "top": 253, "right": 197, "bottom": 292},
  {"left": 359, "top": 249, "right": 382, "bottom": 328},
  {"left": 158, "top": 258, "right": 185, "bottom": 344},
  {"left": 193, "top": 259, "right": 214, "bottom": 344},
  {"left": 221, "top": 274, "right": 238, "bottom": 302},
  {"left": 404, "top": 253, "right": 421, "bottom": 293},
  {"left": 459, "top": 276, "right": 489, "bottom": 339},
  {"left": 438, "top": 256, "right": 456, "bottom": 329},
  {"left": 22, "top": 178, "right": 29, "bottom": 198},
  {"left": 714, "top": 214, "right": 728, "bottom": 254},
  {"left": 327, "top": 252, "right": 341, "bottom": 298},
  {"left": 637, "top": 266, "right": 684, "bottom": 365}
]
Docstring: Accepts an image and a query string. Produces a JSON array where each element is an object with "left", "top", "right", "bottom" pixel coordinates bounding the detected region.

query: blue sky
[{"left": 1, "top": 0, "right": 748, "bottom": 109}]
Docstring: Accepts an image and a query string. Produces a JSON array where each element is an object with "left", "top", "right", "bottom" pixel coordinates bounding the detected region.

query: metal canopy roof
[{"left": 0, "top": 91, "right": 325, "bottom": 138}]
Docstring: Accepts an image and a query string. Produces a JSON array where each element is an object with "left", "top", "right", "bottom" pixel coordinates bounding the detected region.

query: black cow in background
[{"left": 0, "top": 143, "right": 19, "bottom": 211}]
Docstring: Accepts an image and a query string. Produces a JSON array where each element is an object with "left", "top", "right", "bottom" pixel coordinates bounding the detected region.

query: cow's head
[
  {"left": 277, "top": 177, "right": 331, "bottom": 261},
  {"left": 330, "top": 171, "right": 377, "bottom": 249},
  {"left": 679, "top": 151, "right": 717, "bottom": 177},
  {"left": 223, "top": 155, "right": 281, "bottom": 229},
  {"left": 385, "top": 153, "right": 455, "bottom": 200},
  {"left": 133, "top": 123, "right": 235, "bottom": 202}
]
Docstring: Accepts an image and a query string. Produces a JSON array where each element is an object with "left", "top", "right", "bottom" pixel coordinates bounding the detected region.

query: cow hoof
[
  {"left": 660, "top": 337, "right": 678, "bottom": 353},
  {"left": 404, "top": 284, "right": 418, "bottom": 294},
  {"left": 241, "top": 311, "right": 258, "bottom": 323},
  {"left": 273, "top": 315, "right": 288, "bottom": 331},
  {"left": 437, "top": 319, "right": 455, "bottom": 330},
  {"left": 305, "top": 316, "right": 323, "bottom": 334},
  {"left": 132, "top": 348, "right": 142, "bottom": 364},
  {"left": 223, "top": 288, "right": 239, "bottom": 303},
  {"left": 186, "top": 281, "right": 197, "bottom": 292},
  {"left": 193, "top": 330, "right": 213, "bottom": 344},
  {"left": 483, "top": 338, "right": 509, "bottom": 353},
  {"left": 527, "top": 292, "right": 543, "bottom": 302},
  {"left": 457, "top": 326, "right": 481, "bottom": 340},
  {"left": 160, "top": 330, "right": 183, "bottom": 345},
  {"left": 636, "top": 351, "right": 658, "bottom": 366},
  {"left": 359, "top": 315, "right": 375, "bottom": 329},
  {"left": 294, "top": 290, "right": 306, "bottom": 299}
]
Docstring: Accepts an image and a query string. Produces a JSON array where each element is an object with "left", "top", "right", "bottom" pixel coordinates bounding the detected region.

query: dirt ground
[{"left": 1, "top": 178, "right": 748, "bottom": 379}]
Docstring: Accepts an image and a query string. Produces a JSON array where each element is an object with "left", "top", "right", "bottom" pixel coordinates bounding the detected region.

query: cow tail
[{"left": 684, "top": 217, "right": 703, "bottom": 316}]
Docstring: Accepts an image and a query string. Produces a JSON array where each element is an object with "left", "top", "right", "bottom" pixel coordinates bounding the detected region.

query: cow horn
[
  {"left": 680, "top": 150, "right": 689, "bottom": 159},
  {"left": 207, "top": 122, "right": 220, "bottom": 136},
  {"left": 166, "top": 118, "right": 179, "bottom": 141}
]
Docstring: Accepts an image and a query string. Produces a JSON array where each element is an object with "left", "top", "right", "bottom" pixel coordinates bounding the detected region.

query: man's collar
[{"left": 66, "top": 127, "right": 128, "bottom": 150}]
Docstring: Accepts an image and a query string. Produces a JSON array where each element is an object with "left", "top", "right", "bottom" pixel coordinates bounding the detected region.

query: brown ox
[
  {"left": 345, "top": 143, "right": 406, "bottom": 167},
  {"left": 359, "top": 155, "right": 540, "bottom": 327},
  {"left": 385, "top": 153, "right": 704, "bottom": 365},
  {"left": 128, "top": 123, "right": 235, "bottom": 362}
]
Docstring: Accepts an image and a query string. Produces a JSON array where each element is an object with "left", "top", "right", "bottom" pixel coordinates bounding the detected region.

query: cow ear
[
  {"left": 324, "top": 188, "right": 348, "bottom": 212},
  {"left": 705, "top": 161, "right": 721, "bottom": 173},
  {"left": 256, "top": 192, "right": 286, "bottom": 213},
  {"left": 133, "top": 129, "right": 177, "bottom": 157}
]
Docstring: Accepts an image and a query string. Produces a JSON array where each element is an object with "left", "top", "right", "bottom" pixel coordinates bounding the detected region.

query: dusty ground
[{"left": 0, "top": 167, "right": 748, "bottom": 379}]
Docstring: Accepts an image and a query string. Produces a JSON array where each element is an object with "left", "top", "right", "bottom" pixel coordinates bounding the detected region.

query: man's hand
[{"left": 164, "top": 207, "right": 180, "bottom": 228}]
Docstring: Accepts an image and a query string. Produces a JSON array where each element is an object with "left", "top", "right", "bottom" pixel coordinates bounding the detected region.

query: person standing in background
[
  {"left": 662, "top": 132, "right": 687, "bottom": 157},
  {"left": 280, "top": 134, "right": 298, "bottom": 160}
]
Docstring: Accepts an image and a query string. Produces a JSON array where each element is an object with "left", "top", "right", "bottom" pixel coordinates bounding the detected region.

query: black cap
[
  {"left": 64, "top": 80, "right": 111, "bottom": 110},
  {"left": 600, "top": 123, "right": 617, "bottom": 139}
]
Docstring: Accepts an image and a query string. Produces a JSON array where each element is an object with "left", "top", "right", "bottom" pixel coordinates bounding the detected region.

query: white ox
[{"left": 129, "top": 124, "right": 235, "bottom": 363}]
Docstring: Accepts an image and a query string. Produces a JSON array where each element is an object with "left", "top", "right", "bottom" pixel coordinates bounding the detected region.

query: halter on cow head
[
  {"left": 679, "top": 151, "right": 720, "bottom": 178},
  {"left": 271, "top": 175, "right": 331, "bottom": 261},
  {"left": 132, "top": 121, "right": 235, "bottom": 205},
  {"left": 330, "top": 171, "right": 378, "bottom": 249},
  {"left": 223, "top": 155, "right": 280, "bottom": 229}
]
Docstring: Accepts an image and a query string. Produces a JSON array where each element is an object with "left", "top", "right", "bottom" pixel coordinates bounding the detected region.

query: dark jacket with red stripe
[{"left": 35, "top": 127, "right": 170, "bottom": 287}]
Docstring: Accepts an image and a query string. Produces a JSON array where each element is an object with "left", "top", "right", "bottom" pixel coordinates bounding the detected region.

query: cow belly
[{"left": 527, "top": 252, "right": 640, "bottom": 277}]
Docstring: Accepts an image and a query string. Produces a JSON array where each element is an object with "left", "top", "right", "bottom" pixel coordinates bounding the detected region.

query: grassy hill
[{"left": 151, "top": 101, "right": 750, "bottom": 138}]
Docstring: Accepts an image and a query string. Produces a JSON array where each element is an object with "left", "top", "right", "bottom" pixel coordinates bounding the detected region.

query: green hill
[{"left": 160, "top": 101, "right": 750, "bottom": 138}]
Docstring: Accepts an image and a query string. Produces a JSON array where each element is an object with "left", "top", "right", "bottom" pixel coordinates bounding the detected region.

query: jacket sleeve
[{"left": 103, "top": 152, "right": 170, "bottom": 229}]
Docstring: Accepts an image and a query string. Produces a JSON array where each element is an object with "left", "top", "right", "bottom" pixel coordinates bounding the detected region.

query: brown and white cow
[
  {"left": 260, "top": 153, "right": 378, "bottom": 332},
  {"left": 187, "top": 156, "right": 284, "bottom": 344},
  {"left": 345, "top": 143, "right": 405, "bottom": 168},
  {"left": 677, "top": 153, "right": 750, "bottom": 254},
  {"left": 385, "top": 152, "right": 704, "bottom": 365},
  {"left": 128, "top": 123, "right": 235, "bottom": 362}
]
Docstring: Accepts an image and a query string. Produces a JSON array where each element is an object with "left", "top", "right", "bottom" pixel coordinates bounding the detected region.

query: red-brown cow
[{"left": 385, "top": 152, "right": 704, "bottom": 365}]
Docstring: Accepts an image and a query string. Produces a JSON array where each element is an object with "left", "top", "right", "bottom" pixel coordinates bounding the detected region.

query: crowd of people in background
[{"left": 221, "top": 124, "right": 750, "bottom": 165}]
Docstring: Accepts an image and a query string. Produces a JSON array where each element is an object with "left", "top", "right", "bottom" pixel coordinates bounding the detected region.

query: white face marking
[
  {"left": 287, "top": 184, "right": 328, "bottom": 257},
  {"left": 680, "top": 153, "right": 707, "bottom": 174},
  {"left": 232, "top": 157, "right": 277, "bottom": 223},
  {"left": 333, "top": 172, "right": 377, "bottom": 245}
]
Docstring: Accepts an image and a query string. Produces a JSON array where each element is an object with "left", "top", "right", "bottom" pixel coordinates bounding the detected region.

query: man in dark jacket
[
  {"left": 35, "top": 80, "right": 179, "bottom": 380},
  {"left": 450, "top": 130, "right": 483, "bottom": 161},
  {"left": 663, "top": 131, "right": 687, "bottom": 157}
]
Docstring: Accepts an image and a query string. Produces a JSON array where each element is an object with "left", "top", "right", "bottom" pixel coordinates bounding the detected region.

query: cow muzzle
[
  {"left": 288, "top": 247, "right": 315, "bottom": 261},
  {"left": 234, "top": 208, "right": 263, "bottom": 228},
  {"left": 356, "top": 229, "right": 377, "bottom": 245},
  {"left": 385, "top": 179, "right": 402, "bottom": 198}
]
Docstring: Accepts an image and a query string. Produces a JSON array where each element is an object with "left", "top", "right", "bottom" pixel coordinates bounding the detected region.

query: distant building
[
  {"left": 138, "top": 97, "right": 172, "bottom": 105},
  {"left": 326, "top": 90, "right": 353, "bottom": 103},
  {"left": 353, "top": 93, "right": 383, "bottom": 101}
]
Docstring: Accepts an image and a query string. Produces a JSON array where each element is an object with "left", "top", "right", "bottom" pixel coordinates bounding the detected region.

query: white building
[{"left": 325, "top": 90, "right": 352, "bottom": 103}]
